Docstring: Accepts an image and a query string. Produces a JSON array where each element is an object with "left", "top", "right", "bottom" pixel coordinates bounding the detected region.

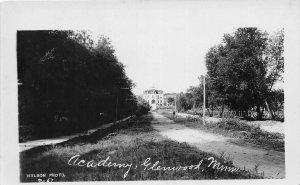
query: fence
[
  {"left": 186, "top": 109, "right": 284, "bottom": 120},
  {"left": 157, "top": 106, "right": 284, "bottom": 120},
  {"left": 219, "top": 111, "right": 255, "bottom": 118}
]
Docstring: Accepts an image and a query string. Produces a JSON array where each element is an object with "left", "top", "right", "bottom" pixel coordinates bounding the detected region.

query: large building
[
  {"left": 142, "top": 87, "right": 178, "bottom": 110},
  {"left": 142, "top": 88, "right": 164, "bottom": 110}
]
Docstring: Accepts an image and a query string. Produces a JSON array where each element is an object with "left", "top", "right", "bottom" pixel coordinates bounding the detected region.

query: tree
[
  {"left": 264, "top": 29, "right": 284, "bottom": 88},
  {"left": 268, "top": 89, "right": 284, "bottom": 120},
  {"left": 206, "top": 28, "right": 269, "bottom": 119},
  {"left": 17, "top": 30, "right": 140, "bottom": 139},
  {"left": 263, "top": 29, "right": 284, "bottom": 119},
  {"left": 186, "top": 85, "right": 202, "bottom": 109},
  {"left": 176, "top": 92, "right": 191, "bottom": 111},
  {"left": 136, "top": 96, "right": 151, "bottom": 117},
  {"left": 167, "top": 97, "right": 175, "bottom": 105},
  {"left": 185, "top": 76, "right": 225, "bottom": 116},
  {"left": 205, "top": 28, "right": 284, "bottom": 120},
  {"left": 204, "top": 76, "right": 226, "bottom": 116}
]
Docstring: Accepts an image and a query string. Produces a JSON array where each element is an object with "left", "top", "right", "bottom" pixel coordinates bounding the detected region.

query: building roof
[
  {"left": 143, "top": 89, "right": 163, "bottom": 94},
  {"left": 164, "top": 93, "right": 177, "bottom": 96}
]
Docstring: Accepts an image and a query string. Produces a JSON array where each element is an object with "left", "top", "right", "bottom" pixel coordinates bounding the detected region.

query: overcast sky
[
  {"left": 81, "top": 1, "right": 284, "bottom": 95},
  {"left": 11, "top": 0, "right": 278, "bottom": 95}
]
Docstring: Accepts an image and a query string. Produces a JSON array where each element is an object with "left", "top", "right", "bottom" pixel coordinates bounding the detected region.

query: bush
[
  {"left": 218, "top": 119, "right": 255, "bottom": 132},
  {"left": 135, "top": 97, "right": 151, "bottom": 117}
]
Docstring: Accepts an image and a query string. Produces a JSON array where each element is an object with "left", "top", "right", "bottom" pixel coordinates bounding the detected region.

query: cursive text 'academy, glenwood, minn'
[{"left": 67, "top": 155, "right": 239, "bottom": 178}]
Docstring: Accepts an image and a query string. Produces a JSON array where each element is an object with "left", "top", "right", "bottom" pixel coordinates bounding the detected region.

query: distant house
[{"left": 142, "top": 88, "right": 164, "bottom": 110}]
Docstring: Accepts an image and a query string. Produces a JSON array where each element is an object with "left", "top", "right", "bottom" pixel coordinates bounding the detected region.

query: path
[
  {"left": 19, "top": 116, "right": 132, "bottom": 152},
  {"left": 151, "top": 112, "right": 285, "bottom": 179}
]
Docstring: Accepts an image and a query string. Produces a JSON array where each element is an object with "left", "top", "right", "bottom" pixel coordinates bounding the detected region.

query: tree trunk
[
  {"left": 207, "top": 108, "right": 211, "bottom": 117},
  {"left": 256, "top": 105, "right": 263, "bottom": 120},
  {"left": 220, "top": 105, "right": 224, "bottom": 118},
  {"left": 265, "top": 100, "right": 274, "bottom": 120}
]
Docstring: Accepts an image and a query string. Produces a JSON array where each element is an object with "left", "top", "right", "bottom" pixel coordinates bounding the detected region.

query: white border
[{"left": 1, "top": 0, "right": 300, "bottom": 185}]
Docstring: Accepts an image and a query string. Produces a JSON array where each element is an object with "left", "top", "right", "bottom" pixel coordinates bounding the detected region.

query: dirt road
[{"left": 151, "top": 112, "right": 285, "bottom": 179}]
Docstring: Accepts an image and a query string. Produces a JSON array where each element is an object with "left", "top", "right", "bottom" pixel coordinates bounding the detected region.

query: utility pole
[
  {"left": 115, "top": 87, "right": 130, "bottom": 123},
  {"left": 115, "top": 95, "right": 119, "bottom": 123},
  {"left": 203, "top": 75, "right": 206, "bottom": 125},
  {"left": 174, "top": 95, "right": 177, "bottom": 113}
]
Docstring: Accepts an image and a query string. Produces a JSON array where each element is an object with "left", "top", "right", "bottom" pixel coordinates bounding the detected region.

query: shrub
[
  {"left": 135, "top": 97, "right": 151, "bottom": 117},
  {"left": 218, "top": 119, "right": 255, "bottom": 132}
]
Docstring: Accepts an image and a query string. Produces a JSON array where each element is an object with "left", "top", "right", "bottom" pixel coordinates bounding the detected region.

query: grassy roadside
[
  {"left": 20, "top": 114, "right": 262, "bottom": 182},
  {"left": 160, "top": 112, "right": 284, "bottom": 152}
]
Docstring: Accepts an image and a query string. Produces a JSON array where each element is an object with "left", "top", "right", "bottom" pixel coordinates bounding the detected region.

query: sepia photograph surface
[
  {"left": 1, "top": 0, "right": 300, "bottom": 184},
  {"left": 18, "top": 27, "right": 285, "bottom": 182}
]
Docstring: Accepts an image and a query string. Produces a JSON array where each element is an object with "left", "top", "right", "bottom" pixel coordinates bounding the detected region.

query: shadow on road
[{"left": 20, "top": 114, "right": 155, "bottom": 157}]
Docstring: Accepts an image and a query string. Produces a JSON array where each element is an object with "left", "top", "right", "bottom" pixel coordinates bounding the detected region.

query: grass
[
  {"left": 161, "top": 112, "right": 284, "bottom": 152},
  {"left": 20, "top": 114, "right": 262, "bottom": 182}
]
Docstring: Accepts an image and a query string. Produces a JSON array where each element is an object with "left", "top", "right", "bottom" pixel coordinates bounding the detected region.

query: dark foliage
[
  {"left": 135, "top": 97, "right": 151, "bottom": 117},
  {"left": 17, "top": 30, "right": 148, "bottom": 140},
  {"left": 204, "top": 28, "right": 284, "bottom": 120}
]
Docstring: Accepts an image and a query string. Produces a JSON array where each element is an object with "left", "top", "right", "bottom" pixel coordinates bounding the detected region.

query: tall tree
[
  {"left": 263, "top": 29, "right": 284, "bottom": 119},
  {"left": 205, "top": 28, "right": 284, "bottom": 120},
  {"left": 17, "top": 30, "right": 140, "bottom": 139},
  {"left": 186, "top": 85, "right": 203, "bottom": 109},
  {"left": 176, "top": 92, "right": 191, "bottom": 111},
  {"left": 206, "top": 28, "right": 269, "bottom": 119}
]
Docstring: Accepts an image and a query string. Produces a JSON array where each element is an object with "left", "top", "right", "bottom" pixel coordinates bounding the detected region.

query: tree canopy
[
  {"left": 205, "top": 28, "right": 284, "bottom": 119},
  {"left": 175, "top": 28, "right": 284, "bottom": 120},
  {"left": 17, "top": 30, "right": 149, "bottom": 139}
]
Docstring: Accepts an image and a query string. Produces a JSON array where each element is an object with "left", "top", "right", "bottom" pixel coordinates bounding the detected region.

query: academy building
[{"left": 142, "top": 88, "right": 164, "bottom": 110}]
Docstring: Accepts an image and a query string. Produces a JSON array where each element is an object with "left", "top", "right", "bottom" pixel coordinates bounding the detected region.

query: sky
[{"left": 71, "top": 1, "right": 285, "bottom": 95}]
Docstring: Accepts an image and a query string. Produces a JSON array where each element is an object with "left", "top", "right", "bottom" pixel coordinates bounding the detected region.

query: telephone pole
[
  {"left": 203, "top": 75, "right": 206, "bottom": 125},
  {"left": 175, "top": 95, "right": 177, "bottom": 113},
  {"left": 115, "top": 87, "right": 130, "bottom": 123},
  {"left": 115, "top": 95, "right": 119, "bottom": 122}
]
